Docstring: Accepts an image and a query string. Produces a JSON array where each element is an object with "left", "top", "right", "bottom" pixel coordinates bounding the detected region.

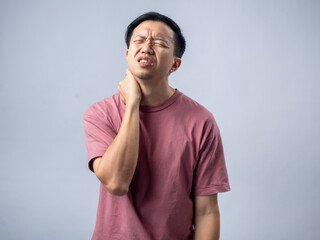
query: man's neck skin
[{"left": 135, "top": 76, "right": 176, "bottom": 107}]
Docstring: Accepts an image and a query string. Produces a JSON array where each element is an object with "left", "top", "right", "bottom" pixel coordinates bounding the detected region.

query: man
[{"left": 84, "top": 12, "right": 230, "bottom": 240}]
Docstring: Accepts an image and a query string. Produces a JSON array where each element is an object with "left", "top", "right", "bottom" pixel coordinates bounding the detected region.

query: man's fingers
[
  {"left": 126, "top": 68, "right": 131, "bottom": 76},
  {"left": 125, "top": 68, "right": 136, "bottom": 81},
  {"left": 119, "top": 69, "right": 141, "bottom": 105}
]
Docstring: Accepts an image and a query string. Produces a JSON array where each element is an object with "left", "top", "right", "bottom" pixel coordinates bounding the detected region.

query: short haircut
[{"left": 125, "top": 12, "right": 186, "bottom": 58}]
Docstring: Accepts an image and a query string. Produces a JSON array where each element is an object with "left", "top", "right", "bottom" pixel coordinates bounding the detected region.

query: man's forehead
[{"left": 132, "top": 21, "right": 174, "bottom": 39}]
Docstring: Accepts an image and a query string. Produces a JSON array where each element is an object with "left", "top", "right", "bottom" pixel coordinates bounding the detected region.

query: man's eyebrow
[
  {"left": 135, "top": 35, "right": 147, "bottom": 39},
  {"left": 134, "top": 35, "right": 170, "bottom": 43}
]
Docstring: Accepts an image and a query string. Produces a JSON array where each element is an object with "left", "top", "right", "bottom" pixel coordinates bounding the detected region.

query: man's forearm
[
  {"left": 194, "top": 211, "right": 220, "bottom": 240},
  {"left": 94, "top": 102, "right": 140, "bottom": 195}
]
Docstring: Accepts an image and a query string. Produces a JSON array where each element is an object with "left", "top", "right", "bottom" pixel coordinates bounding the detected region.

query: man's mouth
[{"left": 137, "top": 57, "right": 153, "bottom": 66}]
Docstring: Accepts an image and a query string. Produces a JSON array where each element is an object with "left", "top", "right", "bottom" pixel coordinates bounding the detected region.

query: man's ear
[
  {"left": 169, "top": 57, "right": 182, "bottom": 73},
  {"left": 125, "top": 49, "right": 129, "bottom": 63}
]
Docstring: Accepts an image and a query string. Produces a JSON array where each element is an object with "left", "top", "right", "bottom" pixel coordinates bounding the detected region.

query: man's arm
[
  {"left": 194, "top": 194, "right": 220, "bottom": 240},
  {"left": 92, "top": 69, "right": 141, "bottom": 196}
]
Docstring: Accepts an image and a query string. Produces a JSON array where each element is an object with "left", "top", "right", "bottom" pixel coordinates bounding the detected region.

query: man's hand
[{"left": 118, "top": 69, "right": 142, "bottom": 106}]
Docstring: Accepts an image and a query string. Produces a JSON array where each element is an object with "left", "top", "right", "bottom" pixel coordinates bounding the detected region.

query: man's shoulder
[
  {"left": 178, "top": 91, "right": 215, "bottom": 119},
  {"left": 83, "top": 93, "right": 122, "bottom": 119},
  {"left": 178, "top": 91, "right": 221, "bottom": 136}
]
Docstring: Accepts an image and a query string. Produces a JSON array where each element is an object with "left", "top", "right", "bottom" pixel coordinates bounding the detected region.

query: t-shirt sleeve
[
  {"left": 83, "top": 104, "right": 117, "bottom": 173},
  {"left": 193, "top": 122, "right": 231, "bottom": 196}
]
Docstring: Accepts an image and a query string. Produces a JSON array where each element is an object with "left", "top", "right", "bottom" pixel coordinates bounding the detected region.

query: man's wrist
[{"left": 126, "top": 100, "right": 140, "bottom": 110}]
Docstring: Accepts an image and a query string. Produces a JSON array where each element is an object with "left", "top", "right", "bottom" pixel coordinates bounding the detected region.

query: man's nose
[{"left": 141, "top": 40, "right": 154, "bottom": 55}]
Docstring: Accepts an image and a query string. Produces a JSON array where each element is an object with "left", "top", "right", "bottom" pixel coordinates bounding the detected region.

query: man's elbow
[
  {"left": 104, "top": 182, "right": 129, "bottom": 196},
  {"left": 93, "top": 159, "right": 129, "bottom": 196},
  {"left": 97, "top": 174, "right": 129, "bottom": 196}
]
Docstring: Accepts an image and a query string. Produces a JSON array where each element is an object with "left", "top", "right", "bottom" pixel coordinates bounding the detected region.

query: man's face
[{"left": 126, "top": 20, "right": 181, "bottom": 80}]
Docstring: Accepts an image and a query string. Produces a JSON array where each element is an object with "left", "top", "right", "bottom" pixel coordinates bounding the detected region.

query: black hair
[{"left": 125, "top": 12, "right": 186, "bottom": 58}]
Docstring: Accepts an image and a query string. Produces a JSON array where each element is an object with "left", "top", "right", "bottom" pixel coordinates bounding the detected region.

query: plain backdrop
[{"left": 1, "top": 0, "right": 319, "bottom": 239}]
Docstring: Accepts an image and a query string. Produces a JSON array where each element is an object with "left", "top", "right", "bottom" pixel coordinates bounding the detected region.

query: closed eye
[{"left": 154, "top": 41, "right": 168, "bottom": 47}]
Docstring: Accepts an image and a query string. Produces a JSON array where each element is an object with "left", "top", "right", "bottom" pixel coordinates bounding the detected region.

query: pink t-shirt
[{"left": 83, "top": 89, "right": 230, "bottom": 240}]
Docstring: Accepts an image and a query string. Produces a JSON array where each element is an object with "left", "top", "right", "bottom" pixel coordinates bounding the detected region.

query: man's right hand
[{"left": 118, "top": 69, "right": 142, "bottom": 106}]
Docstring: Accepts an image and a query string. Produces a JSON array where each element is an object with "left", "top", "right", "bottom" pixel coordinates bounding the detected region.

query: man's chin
[{"left": 135, "top": 72, "right": 154, "bottom": 80}]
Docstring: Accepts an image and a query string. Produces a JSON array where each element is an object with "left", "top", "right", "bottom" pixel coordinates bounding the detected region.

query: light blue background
[{"left": 1, "top": 0, "right": 319, "bottom": 239}]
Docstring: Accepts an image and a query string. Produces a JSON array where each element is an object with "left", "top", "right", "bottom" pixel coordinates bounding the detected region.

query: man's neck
[{"left": 136, "top": 77, "right": 176, "bottom": 107}]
